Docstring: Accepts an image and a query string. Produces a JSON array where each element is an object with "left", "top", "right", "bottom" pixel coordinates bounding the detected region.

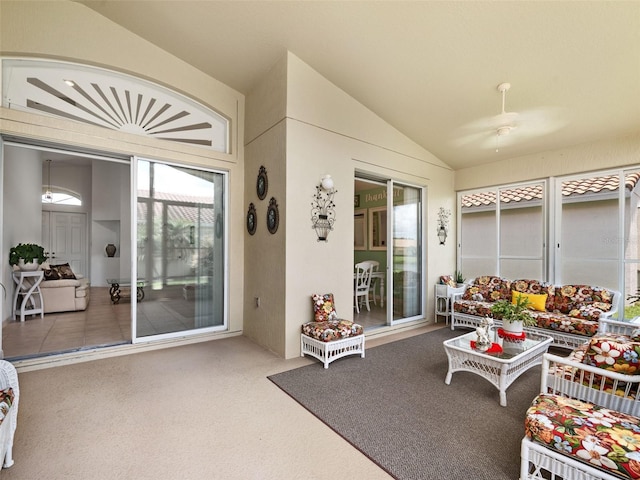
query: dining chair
[
  {"left": 354, "top": 261, "right": 374, "bottom": 313},
  {"left": 365, "top": 260, "right": 380, "bottom": 305}
]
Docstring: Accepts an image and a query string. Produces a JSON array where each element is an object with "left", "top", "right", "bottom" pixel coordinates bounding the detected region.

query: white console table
[{"left": 12, "top": 270, "right": 44, "bottom": 322}]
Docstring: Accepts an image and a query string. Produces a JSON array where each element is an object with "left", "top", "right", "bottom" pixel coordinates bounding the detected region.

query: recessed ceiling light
[{"left": 64, "top": 79, "right": 75, "bottom": 87}]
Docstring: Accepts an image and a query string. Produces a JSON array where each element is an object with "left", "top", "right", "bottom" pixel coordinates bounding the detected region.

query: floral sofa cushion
[
  {"left": 461, "top": 276, "right": 511, "bottom": 302},
  {"left": 525, "top": 393, "right": 640, "bottom": 479},
  {"left": 302, "top": 319, "right": 364, "bottom": 342},
  {"left": 528, "top": 311, "right": 600, "bottom": 338},
  {"left": 552, "top": 285, "right": 614, "bottom": 320},
  {"left": 0, "top": 388, "right": 14, "bottom": 425}
]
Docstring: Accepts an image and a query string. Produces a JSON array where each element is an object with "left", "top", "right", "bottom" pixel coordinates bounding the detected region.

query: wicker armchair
[{"left": 0, "top": 360, "right": 19, "bottom": 469}]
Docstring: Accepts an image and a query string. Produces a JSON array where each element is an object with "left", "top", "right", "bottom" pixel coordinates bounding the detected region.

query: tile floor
[
  {"left": 3, "top": 286, "right": 395, "bottom": 360},
  {"left": 2, "top": 287, "right": 131, "bottom": 359}
]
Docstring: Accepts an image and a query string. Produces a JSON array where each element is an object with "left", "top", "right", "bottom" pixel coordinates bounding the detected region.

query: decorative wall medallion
[
  {"left": 257, "top": 166, "right": 268, "bottom": 200},
  {"left": 246, "top": 203, "right": 257, "bottom": 235},
  {"left": 266, "top": 197, "right": 279, "bottom": 234}
]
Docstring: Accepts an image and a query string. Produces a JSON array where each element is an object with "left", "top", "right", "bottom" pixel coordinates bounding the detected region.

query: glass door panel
[
  {"left": 135, "top": 160, "right": 225, "bottom": 340},
  {"left": 391, "top": 183, "right": 422, "bottom": 322}
]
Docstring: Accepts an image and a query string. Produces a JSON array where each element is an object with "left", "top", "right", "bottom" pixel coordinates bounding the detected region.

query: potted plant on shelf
[
  {"left": 454, "top": 270, "right": 466, "bottom": 287},
  {"left": 9, "top": 243, "right": 47, "bottom": 271},
  {"left": 490, "top": 294, "right": 536, "bottom": 335}
]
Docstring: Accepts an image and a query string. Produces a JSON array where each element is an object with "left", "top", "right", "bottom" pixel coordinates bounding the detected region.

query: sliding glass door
[
  {"left": 134, "top": 159, "right": 226, "bottom": 340},
  {"left": 354, "top": 175, "right": 424, "bottom": 327},
  {"left": 391, "top": 182, "right": 423, "bottom": 323}
]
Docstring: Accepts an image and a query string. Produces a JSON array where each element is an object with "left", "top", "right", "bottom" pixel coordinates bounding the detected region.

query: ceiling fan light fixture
[{"left": 497, "top": 126, "right": 512, "bottom": 136}]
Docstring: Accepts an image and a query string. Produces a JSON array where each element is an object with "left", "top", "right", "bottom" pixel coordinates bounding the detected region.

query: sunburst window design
[{"left": 2, "top": 59, "right": 229, "bottom": 153}]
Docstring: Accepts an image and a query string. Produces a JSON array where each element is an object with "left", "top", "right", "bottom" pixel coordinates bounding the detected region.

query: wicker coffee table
[{"left": 443, "top": 330, "right": 553, "bottom": 407}]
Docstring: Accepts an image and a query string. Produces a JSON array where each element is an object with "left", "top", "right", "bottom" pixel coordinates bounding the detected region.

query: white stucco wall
[{"left": 283, "top": 53, "right": 455, "bottom": 358}]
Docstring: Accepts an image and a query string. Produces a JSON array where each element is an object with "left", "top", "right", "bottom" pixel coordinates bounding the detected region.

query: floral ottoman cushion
[
  {"left": 302, "top": 320, "right": 364, "bottom": 342},
  {"left": 525, "top": 393, "right": 640, "bottom": 479}
]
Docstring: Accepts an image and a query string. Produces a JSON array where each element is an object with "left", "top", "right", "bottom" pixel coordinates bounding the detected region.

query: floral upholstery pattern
[
  {"left": 461, "top": 276, "right": 511, "bottom": 302},
  {"left": 529, "top": 312, "right": 600, "bottom": 337},
  {"left": 454, "top": 278, "right": 615, "bottom": 339},
  {"left": 0, "top": 388, "right": 14, "bottom": 425},
  {"left": 440, "top": 275, "right": 456, "bottom": 287},
  {"left": 302, "top": 319, "right": 363, "bottom": 342},
  {"left": 303, "top": 293, "right": 363, "bottom": 342},
  {"left": 312, "top": 293, "right": 338, "bottom": 322},
  {"left": 553, "top": 285, "right": 614, "bottom": 320},
  {"left": 525, "top": 393, "right": 640, "bottom": 479},
  {"left": 582, "top": 335, "right": 640, "bottom": 375},
  {"left": 512, "top": 279, "right": 556, "bottom": 311}
]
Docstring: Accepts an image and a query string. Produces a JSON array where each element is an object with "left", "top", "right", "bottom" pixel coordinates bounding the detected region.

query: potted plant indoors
[
  {"left": 454, "top": 270, "right": 466, "bottom": 287},
  {"left": 490, "top": 294, "right": 536, "bottom": 335},
  {"left": 9, "top": 243, "right": 47, "bottom": 271}
]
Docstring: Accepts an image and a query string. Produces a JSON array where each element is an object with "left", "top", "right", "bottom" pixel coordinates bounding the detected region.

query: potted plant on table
[
  {"left": 490, "top": 294, "right": 536, "bottom": 335},
  {"left": 9, "top": 243, "right": 47, "bottom": 271},
  {"left": 454, "top": 270, "right": 466, "bottom": 287}
]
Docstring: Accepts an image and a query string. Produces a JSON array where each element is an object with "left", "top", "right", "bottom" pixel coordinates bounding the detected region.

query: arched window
[
  {"left": 3, "top": 59, "right": 230, "bottom": 153},
  {"left": 42, "top": 186, "right": 82, "bottom": 206}
]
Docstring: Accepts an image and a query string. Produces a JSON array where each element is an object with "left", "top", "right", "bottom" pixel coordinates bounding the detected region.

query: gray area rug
[{"left": 269, "top": 327, "right": 543, "bottom": 480}]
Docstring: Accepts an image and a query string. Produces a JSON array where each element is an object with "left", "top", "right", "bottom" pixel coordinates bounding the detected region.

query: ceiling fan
[{"left": 454, "top": 82, "right": 566, "bottom": 151}]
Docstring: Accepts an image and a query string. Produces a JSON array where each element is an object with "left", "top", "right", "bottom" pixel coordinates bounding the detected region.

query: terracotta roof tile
[{"left": 461, "top": 172, "right": 640, "bottom": 208}]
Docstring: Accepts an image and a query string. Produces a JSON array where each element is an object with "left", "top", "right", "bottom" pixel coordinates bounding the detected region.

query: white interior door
[{"left": 42, "top": 211, "right": 88, "bottom": 275}]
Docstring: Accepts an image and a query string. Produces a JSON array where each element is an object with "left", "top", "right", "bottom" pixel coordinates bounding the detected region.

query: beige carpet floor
[{"left": 2, "top": 326, "right": 438, "bottom": 479}]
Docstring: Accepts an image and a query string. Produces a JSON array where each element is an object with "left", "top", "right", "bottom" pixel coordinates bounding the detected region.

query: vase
[
  {"left": 18, "top": 259, "right": 40, "bottom": 271},
  {"left": 105, "top": 243, "right": 117, "bottom": 257},
  {"left": 502, "top": 320, "right": 524, "bottom": 335}
]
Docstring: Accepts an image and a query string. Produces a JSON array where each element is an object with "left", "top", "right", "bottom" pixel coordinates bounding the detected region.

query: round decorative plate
[
  {"left": 257, "top": 166, "right": 268, "bottom": 200},
  {"left": 267, "top": 197, "right": 279, "bottom": 234},
  {"left": 246, "top": 203, "right": 257, "bottom": 235}
]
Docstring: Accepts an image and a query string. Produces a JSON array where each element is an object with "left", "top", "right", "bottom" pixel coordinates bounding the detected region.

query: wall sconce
[
  {"left": 311, "top": 174, "right": 337, "bottom": 242},
  {"left": 437, "top": 207, "right": 451, "bottom": 245}
]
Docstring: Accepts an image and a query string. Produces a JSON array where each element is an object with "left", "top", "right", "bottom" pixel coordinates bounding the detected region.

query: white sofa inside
[{"left": 40, "top": 276, "right": 90, "bottom": 313}]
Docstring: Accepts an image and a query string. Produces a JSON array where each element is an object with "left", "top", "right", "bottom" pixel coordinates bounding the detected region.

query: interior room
[{"left": 0, "top": 1, "right": 639, "bottom": 479}]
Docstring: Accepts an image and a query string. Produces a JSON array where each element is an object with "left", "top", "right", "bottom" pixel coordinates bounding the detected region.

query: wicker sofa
[
  {"left": 452, "top": 276, "right": 621, "bottom": 349},
  {"left": 521, "top": 320, "right": 640, "bottom": 479}
]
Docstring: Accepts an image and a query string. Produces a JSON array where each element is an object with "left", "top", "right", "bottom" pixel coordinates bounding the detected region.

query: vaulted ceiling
[{"left": 80, "top": 1, "right": 640, "bottom": 170}]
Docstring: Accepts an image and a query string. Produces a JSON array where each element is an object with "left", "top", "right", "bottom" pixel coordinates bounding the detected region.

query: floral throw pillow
[
  {"left": 440, "top": 275, "right": 456, "bottom": 287},
  {"left": 312, "top": 293, "right": 338, "bottom": 322}
]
